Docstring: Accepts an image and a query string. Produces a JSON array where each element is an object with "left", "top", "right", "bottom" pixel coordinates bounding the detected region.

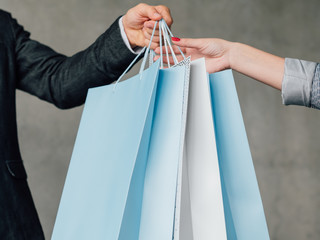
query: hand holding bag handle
[
  {"left": 147, "top": 19, "right": 186, "bottom": 68},
  {"left": 113, "top": 20, "right": 159, "bottom": 91}
]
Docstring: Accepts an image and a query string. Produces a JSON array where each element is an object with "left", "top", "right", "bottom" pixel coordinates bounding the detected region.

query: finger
[
  {"left": 137, "top": 3, "right": 162, "bottom": 21},
  {"left": 144, "top": 39, "right": 160, "bottom": 50},
  {"left": 155, "top": 45, "right": 186, "bottom": 55},
  {"left": 153, "top": 55, "right": 160, "bottom": 61},
  {"left": 143, "top": 22, "right": 160, "bottom": 34},
  {"left": 171, "top": 38, "right": 203, "bottom": 49},
  {"left": 153, "top": 55, "right": 175, "bottom": 68},
  {"left": 153, "top": 55, "right": 184, "bottom": 65},
  {"left": 150, "top": 42, "right": 160, "bottom": 50},
  {"left": 153, "top": 55, "right": 186, "bottom": 68},
  {"left": 163, "top": 55, "right": 185, "bottom": 63},
  {"left": 153, "top": 54, "right": 185, "bottom": 65},
  {"left": 143, "top": 30, "right": 161, "bottom": 43},
  {"left": 155, "top": 5, "right": 173, "bottom": 27}
]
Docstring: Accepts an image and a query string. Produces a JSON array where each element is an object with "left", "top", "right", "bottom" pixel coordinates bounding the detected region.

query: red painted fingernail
[{"left": 171, "top": 37, "right": 180, "bottom": 42}]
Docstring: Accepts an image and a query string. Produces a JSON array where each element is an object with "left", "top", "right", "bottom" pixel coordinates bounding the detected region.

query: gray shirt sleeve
[{"left": 281, "top": 58, "right": 318, "bottom": 107}]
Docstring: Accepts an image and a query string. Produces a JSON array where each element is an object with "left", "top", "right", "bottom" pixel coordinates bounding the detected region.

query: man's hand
[{"left": 122, "top": 3, "right": 173, "bottom": 49}]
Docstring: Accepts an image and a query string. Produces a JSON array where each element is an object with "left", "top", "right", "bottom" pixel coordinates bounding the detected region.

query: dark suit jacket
[{"left": 0, "top": 10, "right": 136, "bottom": 239}]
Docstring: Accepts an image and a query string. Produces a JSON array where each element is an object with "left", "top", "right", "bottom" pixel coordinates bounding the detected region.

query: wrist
[{"left": 228, "top": 42, "right": 240, "bottom": 70}]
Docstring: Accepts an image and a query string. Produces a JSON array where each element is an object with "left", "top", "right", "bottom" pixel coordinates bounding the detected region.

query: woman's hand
[
  {"left": 156, "top": 37, "right": 285, "bottom": 90},
  {"left": 154, "top": 38, "right": 233, "bottom": 72},
  {"left": 169, "top": 38, "right": 233, "bottom": 73}
]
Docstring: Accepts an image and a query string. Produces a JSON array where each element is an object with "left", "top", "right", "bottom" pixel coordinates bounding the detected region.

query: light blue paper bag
[
  {"left": 52, "top": 60, "right": 160, "bottom": 240},
  {"left": 138, "top": 64, "right": 189, "bottom": 240},
  {"left": 137, "top": 22, "right": 190, "bottom": 239},
  {"left": 209, "top": 70, "right": 270, "bottom": 240}
]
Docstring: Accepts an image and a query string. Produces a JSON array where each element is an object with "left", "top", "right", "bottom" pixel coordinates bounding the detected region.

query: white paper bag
[{"left": 175, "top": 58, "right": 227, "bottom": 240}]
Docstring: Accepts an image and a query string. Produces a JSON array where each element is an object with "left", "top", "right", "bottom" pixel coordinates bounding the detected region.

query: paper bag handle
[
  {"left": 113, "top": 21, "right": 158, "bottom": 91},
  {"left": 150, "top": 19, "right": 186, "bottom": 68}
]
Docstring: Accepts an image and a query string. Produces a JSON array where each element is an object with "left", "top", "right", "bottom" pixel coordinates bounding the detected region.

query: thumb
[{"left": 171, "top": 38, "right": 202, "bottom": 49}]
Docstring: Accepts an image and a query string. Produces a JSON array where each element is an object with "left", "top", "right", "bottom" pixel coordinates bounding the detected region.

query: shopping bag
[
  {"left": 52, "top": 21, "right": 191, "bottom": 240},
  {"left": 138, "top": 62, "right": 190, "bottom": 240},
  {"left": 176, "top": 58, "right": 227, "bottom": 240},
  {"left": 122, "top": 21, "right": 190, "bottom": 239},
  {"left": 209, "top": 70, "right": 270, "bottom": 240},
  {"left": 52, "top": 22, "right": 164, "bottom": 240},
  {"left": 51, "top": 59, "right": 161, "bottom": 240},
  {"left": 156, "top": 21, "right": 227, "bottom": 239}
]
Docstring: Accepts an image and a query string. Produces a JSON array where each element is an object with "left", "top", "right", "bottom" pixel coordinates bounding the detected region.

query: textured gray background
[{"left": 1, "top": 0, "right": 320, "bottom": 239}]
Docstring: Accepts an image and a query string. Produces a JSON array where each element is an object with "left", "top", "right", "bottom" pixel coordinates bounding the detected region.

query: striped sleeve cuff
[{"left": 281, "top": 58, "right": 317, "bottom": 107}]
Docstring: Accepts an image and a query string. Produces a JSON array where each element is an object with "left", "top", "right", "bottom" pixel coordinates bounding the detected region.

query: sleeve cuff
[
  {"left": 118, "top": 16, "right": 143, "bottom": 54},
  {"left": 310, "top": 64, "right": 320, "bottom": 109},
  {"left": 281, "top": 58, "right": 317, "bottom": 107}
]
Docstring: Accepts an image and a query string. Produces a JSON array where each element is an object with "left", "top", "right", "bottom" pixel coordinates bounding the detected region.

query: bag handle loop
[
  {"left": 113, "top": 19, "right": 186, "bottom": 92},
  {"left": 160, "top": 20, "right": 178, "bottom": 66},
  {"left": 113, "top": 21, "right": 158, "bottom": 91},
  {"left": 156, "top": 19, "right": 186, "bottom": 68},
  {"left": 162, "top": 20, "right": 185, "bottom": 59},
  {"left": 139, "top": 21, "right": 158, "bottom": 76}
]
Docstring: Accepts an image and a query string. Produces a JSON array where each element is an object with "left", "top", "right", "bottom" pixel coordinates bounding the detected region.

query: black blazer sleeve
[{"left": 10, "top": 14, "right": 137, "bottom": 109}]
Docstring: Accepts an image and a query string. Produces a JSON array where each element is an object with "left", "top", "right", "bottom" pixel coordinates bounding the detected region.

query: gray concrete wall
[{"left": 1, "top": 0, "right": 319, "bottom": 239}]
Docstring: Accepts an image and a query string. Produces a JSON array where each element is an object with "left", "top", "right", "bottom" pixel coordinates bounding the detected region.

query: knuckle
[
  {"left": 137, "top": 3, "right": 147, "bottom": 8},
  {"left": 157, "top": 5, "right": 169, "bottom": 12},
  {"left": 143, "top": 30, "right": 150, "bottom": 36},
  {"left": 144, "top": 33, "right": 150, "bottom": 39}
]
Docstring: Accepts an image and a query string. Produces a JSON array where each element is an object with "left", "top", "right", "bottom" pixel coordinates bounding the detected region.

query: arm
[
  {"left": 13, "top": 16, "right": 135, "bottom": 109},
  {"left": 168, "top": 38, "right": 285, "bottom": 89},
  {"left": 168, "top": 38, "right": 319, "bottom": 109},
  {"left": 12, "top": 4, "right": 172, "bottom": 109},
  {"left": 228, "top": 42, "right": 319, "bottom": 108},
  {"left": 229, "top": 42, "right": 284, "bottom": 90}
]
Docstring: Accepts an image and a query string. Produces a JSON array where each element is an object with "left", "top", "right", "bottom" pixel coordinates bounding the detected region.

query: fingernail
[
  {"left": 171, "top": 37, "right": 180, "bottom": 42},
  {"left": 154, "top": 13, "right": 161, "bottom": 18}
]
